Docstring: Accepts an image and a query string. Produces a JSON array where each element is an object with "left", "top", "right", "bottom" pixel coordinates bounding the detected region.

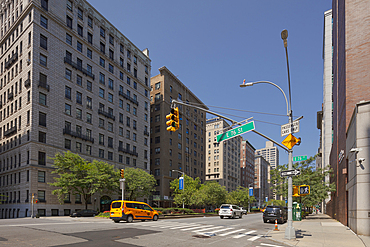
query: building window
[
  {"left": 66, "top": 0, "right": 73, "bottom": 11},
  {"left": 99, "top": 88, "right": 105, "bottom": 98},
  {"left": 99, "top": 149, "right": 104, "bottom": 158},
  {"left": 38, "top": 152, "right": 46, "bottom": 165},
  {"left": 76, "top": 108, "right": 82, "bottom": 119},
  {"left": 38, "top": 131, "right": 46, "bottom": 143},
  {"left": 88, "top": 16, "right": 93, "bottom": 28},
  {"left": 100, "top": 27, "right": 105, "bottom": 38},
  {"left": 40, "top": 15, "right": 48, "bottom": 29},
  {"left": 39, "top": 92, "right": 47, "bottom": 105},
  {"left": 65, "top": 69, "right": 72, "bottom": 80},
  {"left": 100, "top": 42, "right": 105, "bottom": 54},
  {"left": 65, "top": 86, "right": 71, "bottom": 99},
  {"left": 76, "top": 92, "right": 82, "bottom": 104},
  {"left": 100, "top": 57, "right": 105, "bottom": 67},
  {"left": 66, "top": 33, "right": 72, "bottom": 45},
  {"left": 86, "top": 96, "right": 92, "bottom": 109},
  {"left": 41, "top": 0, "right": 48, "bottom": 11},
  {"left": 99, "top": 73, "right": 105, "bottom": 84},
  {"left": 38, "top": 171, "right": 45, "bottom": 183},
  {"left": 66, "top": 15, "right": 72, "bottom": 29},
  {"left": 65, "top": 139, "right": 71, "bottom": 149},
  {"left": 40, "top": 34, "right": 47, "bottom": 50},
  {"left": 109, "top": 49, "right": 114, "bottom": 60},
  {"left": 40, "top": 54, "right": 47, "bottom": 66},
  {"left": 99, "top": 134, "right": 104, "bottom": 145},
  {"left": 65, "top": 104, "right": 71, "bottom": 115},
  {"left": 88, "top": 32, "right": 93, "bottom": 44},
  {"left": 77, "top": 41, "right": 83, "bottom": 52},
  {"left": 39, "top": 112, "right": 47, "bottom": 127},
  {"left": 108, "top": 79, "right": 114, "bottom": 90},
  {"left": 78, "top": 8, "right": 83, "bottom": 20}
]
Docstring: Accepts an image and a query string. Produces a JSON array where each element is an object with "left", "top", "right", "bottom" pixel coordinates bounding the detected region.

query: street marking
[
  {"left": 260, "top": 243, "right": 283, "bottom": 247},
  {"left": 233, "top": 230, "right": 256, "bottom": 239},
  {"left": 169, "top": 223, "right": 199, "bottom": 229},
  {"left": 201, "top": 227, "right": 233, "bottom": 234},
  {"left": 248, "top": 235, "right": 262, "bottom": 241},
  {"left": 193, "top": 226, "right": 223, "bottom": 232},
  {"left": 181, "top": 225, "right": 214, "bottom": 231},
  {"left": 160, "top": 223, "right": 190, "bottom": 228},
  {"left": 0, "top": 222, "right": 91, "bottom": 227},
  {"left": 218, "top": 229, "right": 245, "bottom": 236}
]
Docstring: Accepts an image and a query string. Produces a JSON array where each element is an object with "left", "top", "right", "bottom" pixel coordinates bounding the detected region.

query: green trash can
[{"left": 292, "top": 202, "right": 302, "bottom": 221}]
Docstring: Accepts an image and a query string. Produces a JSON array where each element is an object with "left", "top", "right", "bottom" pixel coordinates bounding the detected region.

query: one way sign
[{"left": 280, "top": 169, "right": 301, "bottom": 177}]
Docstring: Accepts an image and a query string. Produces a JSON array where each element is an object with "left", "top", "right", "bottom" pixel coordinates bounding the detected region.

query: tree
[
  {"left": 269, "top": 155, "right": 336, "bottom": 208},
  {"left": 50, "top": 151, "right": 119, "bottom": 210},
  {"left": 170, "top": 175, "right": 201, "bottom": 207},
  {"left": 198, "top": 181, "right": 228, "bottom": 208},
  {"left": 226, "top": 186, "right": 255, "bottom": 208},
  {"left": 124, "top": 167, "right": 156, "bottom": 201}
]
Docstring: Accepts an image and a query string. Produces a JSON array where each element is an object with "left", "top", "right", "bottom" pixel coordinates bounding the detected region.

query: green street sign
[
  {"left": 293, "top": 155, "right": 307, "bottom": 162},
  {"left": 216, "top": 121, "right": 255, "bottom": 142}
]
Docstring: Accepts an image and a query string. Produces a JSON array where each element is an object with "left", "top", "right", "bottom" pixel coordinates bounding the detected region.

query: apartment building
[
  {"left": 240, "top": 139, "right": 255, "bottom": 188},
  {"left": 206, "top": 117, "right": 241, "bottom": 192},
  {"left": 150, "top": 66, "right": 207, "bottom": 207},
  {"left": 0, "top": 0, "right": 151, "bottom": 218},
  {"left": 254, "top": 155, "right": 270, "bottom": 207},
  {"left": 255, "top": 141, "right": 279, "bottom": 169}
]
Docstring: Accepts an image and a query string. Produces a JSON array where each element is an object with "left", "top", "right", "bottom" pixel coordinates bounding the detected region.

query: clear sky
[{"left": 88, "top": 0, "right": 332, "bottom": 166}]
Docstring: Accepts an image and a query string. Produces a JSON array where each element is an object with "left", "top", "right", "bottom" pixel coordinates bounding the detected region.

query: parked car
[
  {"left": 219, "top": 204, "right": 243, "bottom": 219},
  {"left": 70, "top": 209, "right": 98, "bottom": 217},
  {"left": 263, "top": 205, "right": 287, "bottom": 224},
  {"left": 240, "top": 207, "right": 247, "bottom": 215}
]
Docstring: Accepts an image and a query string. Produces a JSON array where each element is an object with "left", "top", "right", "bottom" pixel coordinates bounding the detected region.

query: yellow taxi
[{"left": 110, "top": 200, "right": 159, "bottom": 223}]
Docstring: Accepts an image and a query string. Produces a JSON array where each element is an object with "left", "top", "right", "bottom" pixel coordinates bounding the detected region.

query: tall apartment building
[
  {"left": 255, "top": 141, "right": 279, "bottom": 169},
  {"left": 254, "top": 155, "right": 270, "bottom": 208},
  {"left": 0, "top": 0, "right": 151, "bottom": 218},
  {"left": 328, "top": 0, "right": 370, "bottom": 236},
  {"left": 240, "top": 139, "right": 255, "bottom": 188},
  {"left": 206, "top": 117, "right": 241, "bottom": 192},
  {"left": 150, "top": 66, "right": 207, "bottom": 207}
]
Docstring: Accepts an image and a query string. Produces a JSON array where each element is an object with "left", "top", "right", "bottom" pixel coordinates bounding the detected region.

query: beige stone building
[
  {"left": 255, "top": 141, "right": 279, "bottom": 169},
  {"left": 0, "top": 0, "right": 151, "bottom": 218},
  {"left": 205, "top": 117, "right": 241, "bottom": 192},
  {"left": 254, "top": 155, "right": 270, "bottom": 207},
  {"left": 150, "top": 66, "right": 207, "bottom": 207},
  {"left": 240, "top": 139, "right": 255, "bottom": 188}
]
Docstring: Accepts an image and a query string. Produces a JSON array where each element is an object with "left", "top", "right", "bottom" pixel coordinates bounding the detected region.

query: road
[{"left": 0, "top": 213, "right": 289, "bottom": 247}]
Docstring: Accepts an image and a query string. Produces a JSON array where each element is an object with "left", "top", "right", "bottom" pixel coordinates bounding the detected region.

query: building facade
[
  {"left": 254, "top": 155, "right": 270, "bottom": 208},
  {"left": 0, "top": 0, "right": 151, "bottom": 218},
  {"left": 206, "top": 117, "right": 241, "bottom": 192},
  {"left": 327, "top": 0, "right": 370, "bottom": 236},
  {"left": 150, "top": 66, "right": 207, "bottom": 207},
  {"left": 255, "top": 141, "right": 279, "bottom": 169},
  {"left": 240, "top": 139, "right": 255, "bottom": 188}
]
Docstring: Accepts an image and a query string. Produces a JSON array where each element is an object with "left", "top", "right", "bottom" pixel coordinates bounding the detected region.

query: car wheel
[
  {"left": 127, "top": 215, "right": 133, "bottom": 223},
  {"left": 263, "top": 219, "right": 267, "bottom": 223},
  {"left": 114, "top": 220, "right": 120, "bottom": 223},
  {"left": 220, "top": 216, "right": 224, "bottom": 219},
  {"left": 232, "top": 213, "right": 236, "bottom": 219},
  {"left": 153, "top": 215, "right": 158, "bottom": 221},
  {"left": 239, "top": 213, "right": 242, "bottom": 219}
]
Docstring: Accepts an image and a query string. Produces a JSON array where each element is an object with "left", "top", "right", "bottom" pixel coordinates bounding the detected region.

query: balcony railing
[
  {"left": 24, "top": 79, "right": 31, "bottom": 88},
  {"left": 63, "top": 128, "right": 94, "bottom": 143},
  {"left": 118, "top": 146, "right": 138, "bottom": 156},
  {"left": 4, "top": 126, "right": 17, "bottom": 137},
  {"left": 4, "top": 52, "right": 18, "bottom": 70},
  {"left": 118, "top": 91, "right": 139, "bottom": 106},
  {"left": 98, "top": 108, "right": 115, "bottom": 121},
  {"left": 38, "top": 81, "right": 50, "bottom": 91},
  {"left": 64, "top": 57, "right": 95, "bottom": 80}
]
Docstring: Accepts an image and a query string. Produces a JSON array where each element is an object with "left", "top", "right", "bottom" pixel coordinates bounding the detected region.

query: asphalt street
[{"left": 0, "top": 213, "right": 289, "bottom": 247}]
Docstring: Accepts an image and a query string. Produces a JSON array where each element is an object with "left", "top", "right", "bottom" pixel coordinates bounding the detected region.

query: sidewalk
[{"left": 265, "top": 213, "right": 368, "bottom": 247}]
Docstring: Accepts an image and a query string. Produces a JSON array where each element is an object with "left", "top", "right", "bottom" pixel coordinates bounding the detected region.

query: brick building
[{"left": 240, "top": 139, "right": 255, "bottom": 189}]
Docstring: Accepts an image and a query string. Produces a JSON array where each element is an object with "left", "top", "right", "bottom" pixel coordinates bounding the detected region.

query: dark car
[
  {"left": 263, "top": 205, "right": 287, "bottom": 224},
  {"left": 70, "top": 209, "right": 98, "bottom": 217}
]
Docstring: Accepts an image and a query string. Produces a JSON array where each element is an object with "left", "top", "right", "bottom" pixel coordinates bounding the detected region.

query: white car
[
  {"left": 219, "top": 204, "right": 243, "bottom": 219},
  {"left": 240, "top": 207, "right": 247, "bottom": 215}
]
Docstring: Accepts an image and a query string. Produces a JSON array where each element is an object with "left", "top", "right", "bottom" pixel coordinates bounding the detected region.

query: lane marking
[
  {"left": 169, "top": 223, "right": 200, "bottom": 229},
  {"left": 233, "top": 230, "right": 256, "bottom": 239},
  {"left": 201, "top": 227, "right": 233, "bottom": 234},
  {"left": 248, "top": 235, "right": 262, "bottom": 241},
  {"left": 218, "top": 229, "right": 245, "bottom": 236},
  {"left": 193, "top": 226, "right": 223, "bottom": 232},
  {"left": 181, "top": 225, "right": 214, "bottom": 231},
  {"left": 260, "top": 243, "right": 283, "bottom": 247}
]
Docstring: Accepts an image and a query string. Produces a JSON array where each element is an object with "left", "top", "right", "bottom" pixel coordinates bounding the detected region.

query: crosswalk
[{"left": 132, "top": 220, "right": 267, "bottom": 242}]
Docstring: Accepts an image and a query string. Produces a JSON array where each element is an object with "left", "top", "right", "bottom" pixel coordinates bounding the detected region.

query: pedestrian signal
[{"left": 299, "top": 185, "right": 310, "bottom": 196}]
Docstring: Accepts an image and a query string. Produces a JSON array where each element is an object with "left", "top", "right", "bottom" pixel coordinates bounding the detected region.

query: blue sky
[{"left": 89, "top": 0, "right": 332, "bottom": 166}]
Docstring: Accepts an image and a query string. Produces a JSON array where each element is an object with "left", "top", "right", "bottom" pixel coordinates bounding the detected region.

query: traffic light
[
  {"left": 120, "top": 169, "right": 124, "bottom": 178},
  {"left": 299, "top": 185, "right": 310, "bottom": 196},
  {"left": 35, "top": 199, "right": 38, "bottom": 204},
  {"left": 293, "top": 185, "right": 299, "bottom": 197},
  {"left": 166, "top": 107, "right": 179, "bottom": 132}
]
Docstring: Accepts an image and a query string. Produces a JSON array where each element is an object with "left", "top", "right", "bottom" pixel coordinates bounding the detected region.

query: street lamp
[{"left": 172, "top": 170, "right": 185, "bottom": 209}]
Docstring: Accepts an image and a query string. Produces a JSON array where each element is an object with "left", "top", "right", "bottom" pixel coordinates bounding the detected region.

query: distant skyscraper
[{"left": 255, "top": 141, "right": 279, "bottom": 169}]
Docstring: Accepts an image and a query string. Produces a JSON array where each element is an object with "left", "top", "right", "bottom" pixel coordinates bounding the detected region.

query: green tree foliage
[
  {"left": 50, "top": 151, "right": 119, "bottom": 209},
  {"left": 226, "top": 186, "right": 255, "bottom": 208},
  {"left": 198, "top": 181, "right": 228, "bottom": 207},
  {"left": 124, "top": 167, "right": 156, "bottom": 201},
  {"left": 266, "top": 199, "right": 286, "bottom": 207},
  {"left": 170, "top": 175, "right": 201, "bottom": 207},
  {"left": 270, "top": 155, "right": 336, "bottom": 208}
]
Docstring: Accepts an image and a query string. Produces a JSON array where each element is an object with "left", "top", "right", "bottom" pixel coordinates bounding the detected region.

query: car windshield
[
  {"left": 220, "top": 205, "right": 230, "bottom": 209},
  {"left": 266, "top": 207, "right": 279, "bottom": 212}
]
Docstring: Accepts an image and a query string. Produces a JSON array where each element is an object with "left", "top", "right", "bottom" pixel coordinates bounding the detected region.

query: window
[
  {"left": 39, "top": 92, "right": 46, "bottom": 105},
  {"left": 76, "top": 142, "right": 82, "bottom": 152},
  {"left": 41, "top": 0, "right": 48, "bottom": 11},
  {"left": 86, "top": 112, "right": 92, "bottom": 123},
  {"left": 88, "top": 32, "right": 93, "bottom": 44},
  {"left": 38, "top": 151, "right": 46, "bottom": 165},
  {"left": 108, "top": 79, "right": 114, "bottom": 90},
  {"left": 99, "top": 134, "right": 104, "bottom": 145},
  {"left": 127, "top": 77, "right": 130, "bottom": 85},
  {"left": 109, "top": 49, "right": 114, "bottom": 60},
  {"left": 120, "top": 44, "right": 124, "bottom": 53},
  {"left": 78, "top": 8, "right": 83, "bottom": 20},
  {"left": 108, "top": 93, "right": 113, "bottom": 103},
  {"left": 99, "top": 149, "right": 104, "bottom": 158},
  {"left": 100, "top": 57, "right": 105, "bottom": 67},
  {"left": 65, "top": 104, "right": 71, "bottom": 115},
  {"left": 76, "top": 92, "right": 82, "bottom": 104},
  {"left": 99, "top": 73, "right": 105, "bottom": 84},
  {"left": 108, "top": 122, "right": 113, "bottom": 132},
  {"left": 66, "top": 33, "right": 72, "bottom": 45},
  {"left": 65, "top": 69, "right": 72, "bottom": 80},
  {"left": 66, "top": 15, "right": 72, "bottom": 29},
  {"left": 40, "top": 54, "right": 47, "bottom": 66},
  {"left": 39, "top": 112, "right": 46, "bottom": 127},
  {"left": 40, "top": 34, "right": 47, "bottom": 50},
  {"left": 86, "top": 145, "right": 92, "bottom": 155},
  {"left": 126, "top": 103, "right": 130, "bottom": 112},
  {"left": 154, "top": 169, "right": 160, "bottom": 176},
  {"left": 76, "top": 108, "right": 82, "bottom": 119},
  {"left": 127, "top": 50, "right": 131, "bottom": 59},
  {"left": 38, "top": 131, "right": 46, "bottom": 143},
  {"left": 77, "top": 41, "right": 83, "bottom": 52},
  {"left": 40, "top": 15, "right": 48, "bottom": 28},
  {"left": 88, "top": 16, "right": 93, "bottom": 28},
  {"left": 87, "top": 81, "right": 92, "bottom": 91},
  {"left": 77, "top": 75, "right": 82, "bottom": 86},
  {"left": 109, "top": 64, "right": 114, "bottom": 73},
  {"left": 155, "top": 136, "right": 160, "bottom": 144},
  {"left": 38, "top": 171, "right": 45, "bottom": 182},
  {"left": 100, "top": 42, "right": 105, "bottom": 54},
  {"left": 65, "top": 86, "right": 71, "bottom": 99},
  {"left": 99, "top": 88, "right": 105, "bottom": 98},
  {"left": 67, "top": 0, "right": 73, "bottom": 11},
  {"left": 86, "top": 96, "right": 92, "bottom": 109},
  {"left": 109, "top": 35, "right": 114, "bottom": 45},
  {"left": 133, "top": 107, "right": 137, "bottom": 116},
  {"left": 99, "top": 118, "right": 104, "bottom": 128},
  {"left": 126, "top": 117, "right": 131, "bottom": 127},
  {"left": 100, "top": 27, "right": 105, "bottom": 38}
]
